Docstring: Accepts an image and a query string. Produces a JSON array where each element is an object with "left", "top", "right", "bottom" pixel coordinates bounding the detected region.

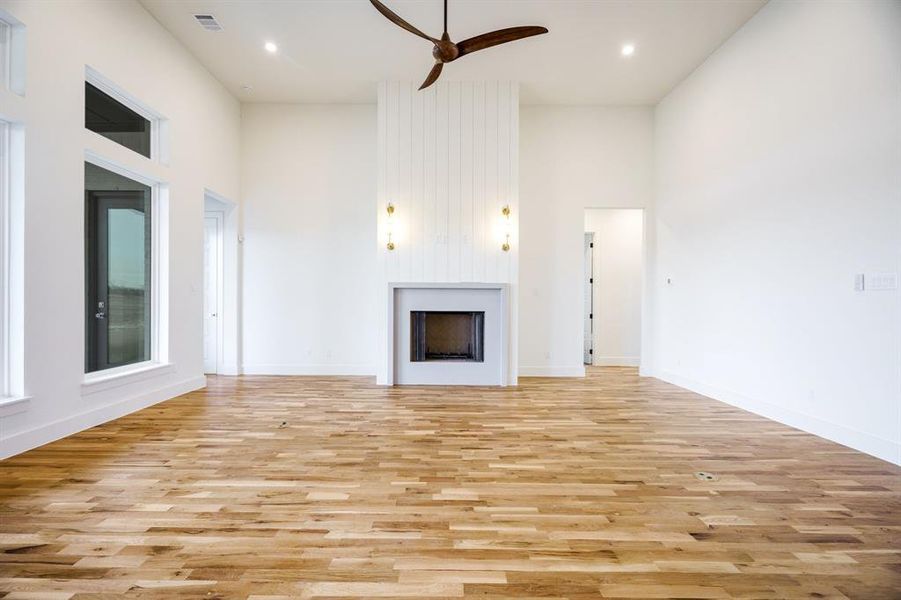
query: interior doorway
[
  {"left": 583, "top": 208, "right": 644, "bottom": 367},
  {"left": 583, "top": 233, "right": 594, "bottom": 364},
  {"left": 203, "top": 190, "right": 237, "bottom": 376},
  {"left": 203, "top": 213, "right": 223, "bottom": 374}
]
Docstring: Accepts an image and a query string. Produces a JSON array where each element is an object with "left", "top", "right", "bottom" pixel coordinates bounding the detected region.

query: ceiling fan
[{"left": 369, "top": 0, "right": 549, "bottom": 90}]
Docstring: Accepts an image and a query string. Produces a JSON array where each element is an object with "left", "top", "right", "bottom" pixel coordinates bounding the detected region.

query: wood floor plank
[{"left": 1, "top": 367, "right": 899, "bottom": 598}]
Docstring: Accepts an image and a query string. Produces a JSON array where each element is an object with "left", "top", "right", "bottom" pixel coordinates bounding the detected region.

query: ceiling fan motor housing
[{"left": 434, "top": 36, "right": 460, "bottom": 63}]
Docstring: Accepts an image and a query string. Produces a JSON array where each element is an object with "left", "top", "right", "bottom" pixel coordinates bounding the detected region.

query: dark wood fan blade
[
  {"left": 457, "top": 26, "right": 548, "bottom": 57},
  {"left": 419, "top": 62, "right": 444, "bottom": 90},
  {"left": 369, "top": 0, "right": 437, "bottom": 43}
]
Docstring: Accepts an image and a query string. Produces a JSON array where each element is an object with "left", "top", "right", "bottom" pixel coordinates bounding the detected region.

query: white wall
[
  {"left": 652, "top": 0, "right": 901, "bottom": 464},
  {"left": 239, "top": 96, "right": 653, "bottom": 384},
  {"left": 377, "top": 82, "right": 519, "bottom": 384},
  {"left": 519, "top": 107, "right": 653, "bottom": 376},
  {"left": 0, "top": 0, "right": 241, "bottom": 458},
  {"left": 585, "top": 208, "right": 643, "bottom": 366},
  {"left": 241, "top": 104, "right": 378, "bottom": 375}
]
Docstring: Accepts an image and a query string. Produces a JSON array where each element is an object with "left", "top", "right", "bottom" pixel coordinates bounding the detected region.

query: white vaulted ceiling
[{"left": 140, "top": 0, "right": 766, "bottom": 105}]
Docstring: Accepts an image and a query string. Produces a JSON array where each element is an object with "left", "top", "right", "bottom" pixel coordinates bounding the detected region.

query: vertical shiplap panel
[
  {"left": 378, "top": 80, "right": 518, "bottom": 286},
  {"left": 509, "top": 82, "right": 520, "bottom": 285},
  {"left": 460, "top": 82, "right": 474, "bottom": 282},
  {"left": 472, "top": 81, "right": 486, "bottom": 283},
  {"left": 386, "top": 82, "right": 399, "bottom": 281},
  {"left": 484, "top": 80, "right": 499, "bottom": 284},
  {"left": 497, "top": 81, "right": 511, "bottom": 283},
  {"left": 377, "top": 81, "right": 387, "bottom": 256},
  {"left": 448, "top": 81, "right": 462, "bottom": 282},
  {"left": 434, "top": 84, "right": 448, "bottom": 282},
  {"left": 410, "top": 83, "right": 423, "bottom": 282},
  {"left": 422, "top": 86, "right": 436, "bottom": 283},
  {"left": 397, "top": 83, "right": 411, "bottom": 281},
  {"left": 419, "top": 85, "right": 428, "bottom": 282}
]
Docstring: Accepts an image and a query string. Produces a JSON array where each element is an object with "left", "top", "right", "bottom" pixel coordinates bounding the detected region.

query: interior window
[
  {"left": 84, "top": 162, "right": 152, "bottom": 373},
  {"left": 85, "top": 82, "right": 152, "bottom": 158}
]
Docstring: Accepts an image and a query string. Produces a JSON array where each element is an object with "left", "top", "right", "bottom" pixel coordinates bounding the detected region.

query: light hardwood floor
[{"left": 1, "top": 368, "right": 899, "bottom": 599}]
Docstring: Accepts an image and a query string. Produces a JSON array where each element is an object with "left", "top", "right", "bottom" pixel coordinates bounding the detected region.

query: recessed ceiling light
[
  {"left": 621, "top": 43, "right": 635, "bottom": 57},
  {"left": 264, "top": 41, "right": 278, "bottom": 54}
]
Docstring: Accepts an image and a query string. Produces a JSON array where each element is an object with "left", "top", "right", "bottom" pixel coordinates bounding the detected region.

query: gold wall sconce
[
  {"left": 386, "top": 203, "right": 396, "bottom": 250},
  {"left": 501, "top": 205, "right": 512, "bottom": 252}
]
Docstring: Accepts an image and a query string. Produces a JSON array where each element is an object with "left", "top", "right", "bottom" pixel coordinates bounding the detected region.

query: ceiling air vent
[{"left": 194, "top": 14, "right": 223, "bottom": 32}]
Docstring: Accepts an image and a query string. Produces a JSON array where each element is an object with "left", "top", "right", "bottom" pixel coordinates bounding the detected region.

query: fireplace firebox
[{"left": 410, "top": 311, "right": 485, "bottom": 362}]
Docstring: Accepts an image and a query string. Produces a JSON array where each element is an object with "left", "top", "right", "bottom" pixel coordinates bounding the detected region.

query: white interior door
[
  {"left": 203, "top": 215, "right": 221, "bottom": 374},
  {"left": 583, "top": 232, "right": 594, "bottom": 365}
]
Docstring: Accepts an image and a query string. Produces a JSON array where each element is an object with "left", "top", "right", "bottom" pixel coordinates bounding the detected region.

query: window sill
[
  {"left": 0, "top": 395, "right": 31, "bottom": 418},
  {"left": 82, "top": 362, "right": 174, "bottom": 396}
]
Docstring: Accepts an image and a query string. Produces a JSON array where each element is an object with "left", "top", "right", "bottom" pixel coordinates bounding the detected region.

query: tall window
[
  {"left": 0, "top": 9, "right": 25, "bottom": 401},
  {"left": 84, "top": 163, "right": 152, "bottom": 373},
  {"left": 0, "top": 121, "right": 9, "bottom": 393}
]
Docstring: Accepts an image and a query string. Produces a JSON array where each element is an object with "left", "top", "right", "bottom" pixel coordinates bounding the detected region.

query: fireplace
[
  {"left": 411, "top": 311, "right": 485, "bottom": 362},
  {"left": 386, "top": 283, "right": 510, "bottom": 386}
]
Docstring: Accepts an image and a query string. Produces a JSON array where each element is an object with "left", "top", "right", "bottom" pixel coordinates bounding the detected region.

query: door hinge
[
  {"left": 589, "top": 349, "right": 593, "bottom": 354},
  {"left": 589, "top": 313, "right": 593, "bottom": 319},
  {"left": 590, "top": 242, "right": 594, "bottom": 248},
  {"left": 589, "top": 278, "right": 593, "bottom": 284}
]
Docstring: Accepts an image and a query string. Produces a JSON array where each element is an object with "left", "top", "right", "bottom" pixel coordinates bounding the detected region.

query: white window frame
[
  {"left": 0, "top": 118, "right": 25, "bottom": 415},
  {"left": 0, "top": 8, "right": 26, "bottom": 418},
  {"left": 82, "top": 152, "right": 171, "bottom": 394},
  {"left": 0, "top": 8, "right": 26, "bottom": 96},
  {"left": 0, "top": 121, "right": 9, "bottom": 396},
  {"left": 85, "top": 66, "right": 169, "bottom": 165}
]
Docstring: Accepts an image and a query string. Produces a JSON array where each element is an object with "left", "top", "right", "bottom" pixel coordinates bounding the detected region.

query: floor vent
[
  {"left": 194, "top": 14, "right": 223, "bottom": 32},
  {"left": 694, "top": 471, "right": 718, "bottom": 482}
]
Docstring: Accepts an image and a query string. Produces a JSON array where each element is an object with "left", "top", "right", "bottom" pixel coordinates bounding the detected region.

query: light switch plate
[
  {"left": 854, "top": 273, "right": 865, "bottom": 291},
  {"left": 867, "top": 272, "right": 898, "bottom": 291}
]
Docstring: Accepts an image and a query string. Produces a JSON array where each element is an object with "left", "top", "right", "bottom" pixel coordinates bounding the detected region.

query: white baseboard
[
  {"left": 0, "top": 376, "right": 206, "bottom": 459},
  {"left": 241, "top": 364, "right": 376, "bottom": 376},
  {"left": 592, "top": 356, "right": 640, "bottom": 367},
  {"left": 518, "top": 365, "right": 586, "bottom": 378},
  {"left": 654, "top": 369, "right": 901, "bottom": 466}
]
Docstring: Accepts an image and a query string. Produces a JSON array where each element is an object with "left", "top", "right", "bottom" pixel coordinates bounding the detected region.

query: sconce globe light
[
  {"left": 501, "top": 205, "right": 512, "bottom": 252},
  {"left": 386, "top": 203, "right": 396, "bottom": 250}
]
